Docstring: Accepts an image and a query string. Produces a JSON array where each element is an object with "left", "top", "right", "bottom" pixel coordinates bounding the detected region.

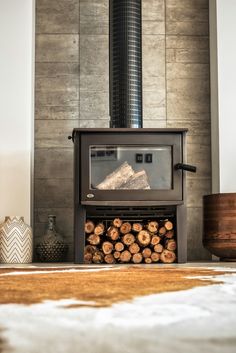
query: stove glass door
[{"left": 89, "top": 145, "right": 172, "bottom": 191}]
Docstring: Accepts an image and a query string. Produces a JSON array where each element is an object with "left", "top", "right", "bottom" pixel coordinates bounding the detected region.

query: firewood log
[
  {"left": 160, "top": 249, "right": 176, "bottom": 263},
  {"left": 132, "top": 223, "right": 143, "bottom": 232},
  {"left": 84, "top": 253, "right": 93, "bottom": 264},
  {"left": 132, "top": 253, "right": 143, "bottom": 264},
  {"left": 164, "top": 220, "right": 173, "bottom": 231},
  {"left": 165, "top": 230, "right": 174, "bottom": 239},
  {"left": 165, "top": 239, "right": 177, "bottom": 251},
  {"left": 113, "top": 251, "right": 121, "bottom": 260},
  {"left": 142, "top": 247, "right": 152, "bottom": 258},
  {"left": 158, "top": 226, "right": 166, "bottom": 236},
  {"left": 112, "top": 218, "right": 123, "bottom": 228},
  {"left": 94, "top": 223, "right": 105, "bottom": 236},
  {"left": 115, "top": 242, "right": 124, "bottom": 252},
  {"left": 96, "top": 161, "right": 134, "bottom": 190},
  {"left": 122, "top": 233, "right": 135, "bottom": 246},
  {"left": 129, "top": 242, "right": 140, "bottom": 254},
  {"left": 102, "top": 241, "right": 113, "bottom": 255},
  {"left": 87, "top": 233, "right": 100, "bottom": 246},
  {"left": 92, "top": 251, "right": 104, "bottom": 264},
  {"left": 107, "top": 226, "right": 119, "bottom": 241},
  {"left": 144, "top": 257, "right": 152, "bottom": 264},
  {"left": 137, "top": 230, "right": 151, "bottom": 247},
  {"left": 120, "top": 250, "right": 132, "bottom": 263},
  {"left": 84, "top": 245, "right": 96, "bottom": 264},
  {"left": 154, "top": 244, "right": 163, "bottom": 253},
  {"left": 84, "top": 245, "right": 96, "bottom": 255},
  {"left": 104, "top": 254, "right": 115, "bottom": 264},
  {"left": 120, "top": 222, "right": 132, "bottom": 234},
  {"left": 147, "top": 221, "right": 158, "bottom": 234},
  {"left": 84, "top": 220, "right": 95, "bottom": 234},
  {"left": 151, "top": 252, "right": 160, "bottom": 262},
  {"left": 151, "top": 235, "right": 161, "bottom": 246},
  {"left": 119, "top": 170, "right": 151, "bottom": 190}
]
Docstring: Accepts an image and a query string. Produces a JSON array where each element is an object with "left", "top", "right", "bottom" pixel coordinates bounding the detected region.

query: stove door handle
[{"left": 175, "top": 163, "right": 197, "bottom": 173}]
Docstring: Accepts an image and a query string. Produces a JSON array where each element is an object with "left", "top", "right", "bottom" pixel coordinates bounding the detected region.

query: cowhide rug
[{"left": 0, "top": 265, "right": 236, "bottom": 353}]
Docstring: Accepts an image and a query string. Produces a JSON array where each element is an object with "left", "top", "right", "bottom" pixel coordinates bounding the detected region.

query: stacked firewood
[{"left": 84, "top": 218, "right": 177, "bottom": 264}]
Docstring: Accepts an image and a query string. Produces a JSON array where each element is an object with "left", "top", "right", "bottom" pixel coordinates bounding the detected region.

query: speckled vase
[
  {"left": 0, "top": 216, "right": 33, "bottom": 263},
  {"left": 36, "top": 215, "right": 68, "bottom": 262}
]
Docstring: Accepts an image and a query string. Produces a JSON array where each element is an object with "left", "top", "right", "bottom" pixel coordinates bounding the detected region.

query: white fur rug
[{"left": 0, "top": 266, "right": 236, "bottom": 353}]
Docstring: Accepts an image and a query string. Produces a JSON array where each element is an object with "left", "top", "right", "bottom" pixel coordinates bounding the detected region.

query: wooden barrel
[{"left": 203, "top": 193, "right": 236, "bottom": 261}]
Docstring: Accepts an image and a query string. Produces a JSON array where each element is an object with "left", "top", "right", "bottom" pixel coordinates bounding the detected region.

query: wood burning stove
[
  {"left": 72, "top": 128, "right": 196, "bottom": 264},
  {"left": 70, "top": 0, "right": 197, "bottom": 264}
]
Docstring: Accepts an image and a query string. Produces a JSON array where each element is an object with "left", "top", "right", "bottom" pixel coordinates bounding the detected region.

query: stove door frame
[{"left": 78, "top": 131, "right": 184, "bottom": 204}]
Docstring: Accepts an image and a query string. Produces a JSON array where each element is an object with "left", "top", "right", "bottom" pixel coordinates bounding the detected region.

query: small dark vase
[{"left": 36, "top": 215, "right": 68, "bottom": 262}]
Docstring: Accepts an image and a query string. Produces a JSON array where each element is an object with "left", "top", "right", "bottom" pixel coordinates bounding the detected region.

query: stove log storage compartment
[
  {"left": 84, "top": 214, "right": 177, "bottom": 264},
  {"left": 72, "top": 128, "right": 197, "bottom": 264}
]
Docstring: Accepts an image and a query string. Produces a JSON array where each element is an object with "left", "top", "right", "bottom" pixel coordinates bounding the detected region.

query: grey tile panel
[
  {"left": 35, "top": 178, "right": 73, "bottom": 208},
  {"left": 35, "top": 148, "right": 74, "bottom": 179},
  {"left": 36, "top": 0, "right": 79, "bottom": 34},
  {"left": 36, "top": 34, "right": 79, "bottom": 63}
]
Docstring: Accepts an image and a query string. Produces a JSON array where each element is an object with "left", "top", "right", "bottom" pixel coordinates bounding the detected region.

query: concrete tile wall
[
  {"left": 34, "top": 0, "right": 79, "bottom": 259},
  {"left": 35, "top": 0, "right": 211, "bottom": 261},
  {"left": 143, "top": 0, "right": 166, "bottom": 127},
  {"left": 166, "top": 0, "right": 211, "bottom": 260},
  {"left": 79, "top": 0, "right": 109, "bottom": 128}
]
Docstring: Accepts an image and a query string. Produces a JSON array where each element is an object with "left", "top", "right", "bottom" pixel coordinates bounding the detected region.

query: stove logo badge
[{"left": 87, "top": 193, "right": 95, "bottom": 199}]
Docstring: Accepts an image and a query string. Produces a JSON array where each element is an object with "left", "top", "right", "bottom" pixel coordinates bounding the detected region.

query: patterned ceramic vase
[
  {"left": 36, "top": 215, "right": 68, "bottom": 262},
  {"left": 0, "top": 216, "right": 33, "bottom": 263}
]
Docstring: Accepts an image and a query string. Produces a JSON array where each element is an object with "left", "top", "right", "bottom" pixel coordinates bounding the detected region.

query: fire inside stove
[{"left": 84, "top": 216, "right": 176, "bottom": 264}]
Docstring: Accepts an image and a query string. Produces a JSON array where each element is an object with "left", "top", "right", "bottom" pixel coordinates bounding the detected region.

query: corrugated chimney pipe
[{"left": 109, "top": 0, "right": 143, "bottom": 128}]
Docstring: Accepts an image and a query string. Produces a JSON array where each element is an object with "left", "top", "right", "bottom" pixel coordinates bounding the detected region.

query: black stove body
[{"left": 72, "top": 127, "right": 196, "bottom": 263}]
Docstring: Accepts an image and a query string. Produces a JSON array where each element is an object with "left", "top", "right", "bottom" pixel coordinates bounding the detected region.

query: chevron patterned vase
[{"left": 0, "top": 216, "right": 33, "bottom": 263}]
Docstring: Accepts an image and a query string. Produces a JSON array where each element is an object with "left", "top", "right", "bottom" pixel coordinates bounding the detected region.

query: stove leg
[
  {"left": 74, "top": 205, "right": 86, "bottom": 264},
  {"left": 176, "top": 204, "right": 187, "bottom": 263}
]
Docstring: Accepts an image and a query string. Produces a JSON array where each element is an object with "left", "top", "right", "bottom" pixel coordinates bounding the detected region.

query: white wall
[
  {"left": 0, "top": 0, "right": 34, "bottom": 225},
  {"left": 210, "top": 0, "right": 236, "bottom": 193}
]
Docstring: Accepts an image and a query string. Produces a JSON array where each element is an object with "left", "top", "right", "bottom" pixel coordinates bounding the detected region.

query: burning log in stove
[
  {"left": 96, "top": 161, "right": 151, "bottom": 190},
  {"left": 84, "top": 218, "right": 177, "bottom": 264}
]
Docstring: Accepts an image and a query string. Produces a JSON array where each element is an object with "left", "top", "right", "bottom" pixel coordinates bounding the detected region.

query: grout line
[
  {"left": 78, "top": 0, "right": 81, "bottom": 128},
  {"left": 31, "top": 0, "right": 36, "bottom": 229},
  {"left": 164, "top": 0, "right": 168, "bottom": 128}
]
